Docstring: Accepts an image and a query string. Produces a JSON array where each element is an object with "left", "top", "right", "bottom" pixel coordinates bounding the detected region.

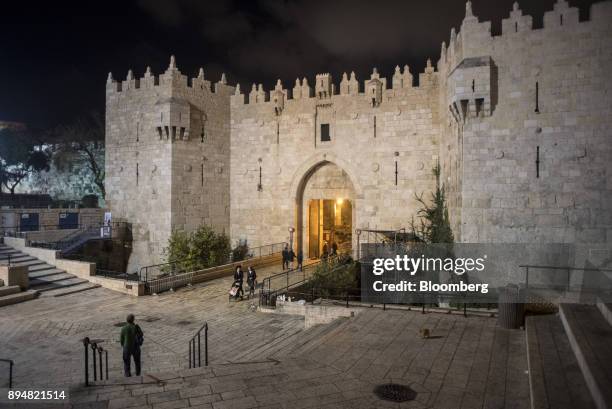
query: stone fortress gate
[{"left": 105, "top": 1, "right": 612, "bottom": 271}]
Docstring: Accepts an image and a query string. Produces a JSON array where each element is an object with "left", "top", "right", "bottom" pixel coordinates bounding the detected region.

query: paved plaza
[{"left": 1, "top": 266, "right": 529, "bottom": 408}]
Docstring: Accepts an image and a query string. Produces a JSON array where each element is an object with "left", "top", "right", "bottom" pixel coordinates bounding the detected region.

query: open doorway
[{"left": 308, "top": 198, "right": 352, "bottom": 258}]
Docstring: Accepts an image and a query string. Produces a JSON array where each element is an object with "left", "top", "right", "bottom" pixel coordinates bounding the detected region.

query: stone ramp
[
  {"left": 559, "top": 304, "right": 612, "bottom": 409},
  {"left": 526, "top": 313, "right": 596, "bottom": 409}
]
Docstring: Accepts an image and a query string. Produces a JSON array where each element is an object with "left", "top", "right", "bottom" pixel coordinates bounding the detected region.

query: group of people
[
  {"left": 230, "top": 265, "right": 257, "bottom": 300},
  {"left": 282, "top": 244, "right": 303, "bottom": 271}
]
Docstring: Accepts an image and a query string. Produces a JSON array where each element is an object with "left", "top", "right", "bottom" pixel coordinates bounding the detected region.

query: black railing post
[
  {"left": 105, "top": 350, "right": 109, "bottom": 380},
  {"left": 189, "top": 340, "right": 192, "bottom": 368},
  {"left": 567, "top": 268, "right": 571, "bottom": 291},
  {"left": 192, "top": 339, "right": 195, "bottom": 368},
  {"left": 197, "top": 332, "right": 201, "bottom": 367},
  {"left": 91, "top": 343, "right": 97, "bottom": 381},
  {"left": 204, "top": 323, "right": 208, "bottom": 366},
  {"left": 9, "top": 360, "right": 13, "bottom": 389},
  {"left": 464, "top": 302, "right": 467, "bottom": 317},
  {"left": 98, "top": 347, "right": 103, "bottom": 381},
  {"left": 525, "top": 267, "right": 529, "bottom": 289},
  {"left": 346, "top": 291, "right": 349, "bottom": 308},
  {"left": 83, "top": 337, "right": 90, "bottom": 387}
]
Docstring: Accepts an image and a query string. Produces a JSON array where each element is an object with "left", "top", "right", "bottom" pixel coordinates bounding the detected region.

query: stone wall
[
  {"left": 438, "top": 0, "right": 612, "bottom": 243},
  {"left": 105, "top": 58, "right": 233, "bottom": 271},
  {"left": 230, "top": 68, "right": 440, "bottom": 254},
  {"left": 105, "top": 0, "right": 612, "bottom": 270}
]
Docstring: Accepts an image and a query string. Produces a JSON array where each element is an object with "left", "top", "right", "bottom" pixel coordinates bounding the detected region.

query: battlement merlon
[
  {"left": 105, "top": 55, "right": 235, "bottom": 97},
  {"left": 438, "top": 0, "right": 612, "bottom": 74}
]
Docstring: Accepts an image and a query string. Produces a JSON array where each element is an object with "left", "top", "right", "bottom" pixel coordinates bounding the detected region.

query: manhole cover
[{"left": 373, "top": 383, "right": 416, "bottom": 402}]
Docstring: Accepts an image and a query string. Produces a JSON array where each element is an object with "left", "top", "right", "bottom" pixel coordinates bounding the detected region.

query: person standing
[
  {"left": 289, "top": 247, "right": 295, "bottom": 270},
  {"left": 297, "top": 250, "right": 303, "bottom": 271},
  {"left": 120, "top": 314, "right": 143, "bottom": 377},
  {"left": 282, "top": 244, "right": 289, "bottom": 270},
  {"left": 247, "top": 266, "right": 257, "bottom": 298}
]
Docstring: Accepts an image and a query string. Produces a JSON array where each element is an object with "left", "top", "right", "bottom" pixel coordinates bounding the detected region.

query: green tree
[
  {"left": 50, "top": 112, "right": 105, "bottom": 198},
  {"left": 412, "top": 163, "right": 454, "bottom": 244},
  {"left": 0, "top": 127, "right": 50, "bottom": 194}
]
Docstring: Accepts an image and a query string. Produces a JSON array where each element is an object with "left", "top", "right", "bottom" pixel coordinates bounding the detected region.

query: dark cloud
[{"left": 0, "top": 0, "right": 600, "bottom": 127}]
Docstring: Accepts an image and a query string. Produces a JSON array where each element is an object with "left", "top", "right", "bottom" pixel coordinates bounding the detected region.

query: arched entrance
[{"left": 294, "top": 161, "right": 357, "bottom": 259}]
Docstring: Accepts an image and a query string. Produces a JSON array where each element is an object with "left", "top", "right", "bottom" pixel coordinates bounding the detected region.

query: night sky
[{"left": 0, "top": 0, "right": 598, "bottom": 128}]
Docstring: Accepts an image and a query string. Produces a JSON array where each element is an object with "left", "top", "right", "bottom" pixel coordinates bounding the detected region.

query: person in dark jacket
[
  {"left": 297, "top": 250, "right": 303, "bottom": 271},
  {"left": 282, "top": 245, "right": 289, "bottom": 270},
  {"left": 247, "top": 266, "right": 257, "bottom": 298},
  {"left": 289, "top": 248, "right": 295, "bottom": 269},
  {"left": 233, "top": 265, "right": 244, "bottom": 299},
  {"left": 331, "top": 241, "right": 338, "bottom": 256},
  {"left": 120, "top": 314, "right": 143, "bottom": 377}
]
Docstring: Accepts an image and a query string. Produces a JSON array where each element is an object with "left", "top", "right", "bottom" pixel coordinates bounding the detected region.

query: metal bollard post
[
  {"left": 198, "top": 332, "right": 201, "bottom": 367},
  {"left": 98, "top": 347, "right": 103, "bottom": 381},
  {"left": 9, "top": 360, "right": 13, "bottom": 389},
  {"left": 105, "top": 350, "right": 109, "bottom": 380},
  {"left": 83, "top": 337, "right": 89, "bottom": 386},
  {"left": 189, "top": 340, "right": 192, "bottom": 368},
  {"left": 91, "top": 343, "right": 97, "bottom": 381},
  {"left": 204, "top": 323, "right": 209, "bottom": 367}
]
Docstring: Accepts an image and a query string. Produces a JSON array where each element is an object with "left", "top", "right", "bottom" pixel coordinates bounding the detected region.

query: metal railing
[
  {"left": 0, "top": 359, "right": 13, "bottom": 388},
  {"left": 82, "top": 337, "right": 108, "bottom": 386},
  {"left": 188, "top": 322, "right": 208, "bottom": 368},
  {"left": 259, "top": 253, "right": 351, "bottom": 307},
  {"left": 96, "top": 269, "right": 140, "bottom": 281},
  {"left": 139, "top": 242, "right": 287, "bottom": 283},
  {"left": 520, "top": 264, "right": 612, "bottom": 291}
]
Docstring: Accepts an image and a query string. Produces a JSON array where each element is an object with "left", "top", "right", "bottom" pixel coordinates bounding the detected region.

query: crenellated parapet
[
  {"left": 105, "top": 55, "right": 231, "bottom": 97},
  {"left": 231, "top": 61, "right": 437, "bottom": 114},
  {"left": 439, "top": 0, "right": 612, "bottom": 75}
]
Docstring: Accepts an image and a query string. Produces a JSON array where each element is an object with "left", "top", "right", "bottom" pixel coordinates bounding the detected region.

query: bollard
[
  {"left": 83, "top": 337, "right": 90, "bottom": 387},
  {"left": 91, "top": 343, "right": 97, "bottom": 381}
]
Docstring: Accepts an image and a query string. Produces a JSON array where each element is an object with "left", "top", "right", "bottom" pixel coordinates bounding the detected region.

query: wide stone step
[
  {"left": 0, "top": 249, "right": 22, "bottom": 257},
  {"left": 29, "top": 273, "right": 79, "bottom": 285},
  {"left": 559, "top": 304, "right": 612, "bottom": 409},
  {"left": 27, "top": 263, "right": 59, "bottom": 273},
  {"left": 11, "top": 259, "right": 46, "bottom": 268},
  {"left": 48, "top": 283, "right": 102, "bottom": 297},
  {"left": 28, "top": 268, "right": 67, "bottom": 279},
  {"left": 0, "top": 289, "right": 39, "bottom": 307},
  {"left": 526, "top": 314, "right": 596, "bottom": 409},
  {"left": 31, "top": 277, "right": 88, "bottom": 292},
  {"left": 0, "top": 285, "right": 21, "bottom": 297}
]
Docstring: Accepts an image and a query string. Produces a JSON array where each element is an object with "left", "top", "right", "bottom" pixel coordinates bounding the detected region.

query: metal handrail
[
  {"left": 519, "top": 264, "right": 612, "bottom": 290},
  {"left": 82, "top": 337, "right": 108, "bottom": 386},
  {"left": 188, "top": 323, "right": 208, "bottom": 368},
  {"left": 139, "top": 241, "right": 287, "bottom": 283},
  {"left": 0, "top": 358, "right": 14, "bottom": 388}
]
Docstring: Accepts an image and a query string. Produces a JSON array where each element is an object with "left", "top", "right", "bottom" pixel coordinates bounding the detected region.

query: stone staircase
[
  {"left": 526, "top": 301, "right": 612, "bottom": 409},
  {"left": 0, "top": 244, "right": 100, "bottom": 303},
  {"left": 0, "top": 284, "right": 38, "bottom": 307}
]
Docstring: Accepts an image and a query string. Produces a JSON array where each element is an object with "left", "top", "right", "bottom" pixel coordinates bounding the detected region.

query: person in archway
[
  {"left": 247, "top": 266, "right": 257, "bottom": 299},
  {"left": 322, "top": 241, "right": 329, "bottom": 259},
  {"left": 331, "top": 241, "right": 338, "bottom": 256},
  {"left": 289, "top": 247, "right": 295, "bottom": 269}
]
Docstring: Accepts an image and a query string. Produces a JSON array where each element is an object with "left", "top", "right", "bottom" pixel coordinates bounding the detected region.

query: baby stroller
[{"left": 229, "top": 280, "right": 243, "bottom": 301}]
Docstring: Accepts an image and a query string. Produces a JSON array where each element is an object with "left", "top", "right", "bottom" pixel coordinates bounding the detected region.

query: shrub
[
  {"left": 165, "top": 226, "right": 231, "bottom": 271},
  {"left": 231, "top": 241, "right": 249, "bottom": 262}
]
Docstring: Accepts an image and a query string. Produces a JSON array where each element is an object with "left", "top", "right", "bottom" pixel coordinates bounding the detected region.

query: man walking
[
  {"left": 120, "top": 314, "right": 143, "bottom": 377},
  {"left": 297, "top": 250, "right": 303, "bottom": 271}
]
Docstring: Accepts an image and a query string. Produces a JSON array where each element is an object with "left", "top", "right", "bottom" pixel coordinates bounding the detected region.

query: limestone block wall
[
  {"left": 230, "top": 68, "right": 440, "bottom": 253},
  {"left": 105, "top": 58, "right": 232, "bottom": 271},
  {"left": 438, "top": 0, "right": 612, "bottom": 243}
]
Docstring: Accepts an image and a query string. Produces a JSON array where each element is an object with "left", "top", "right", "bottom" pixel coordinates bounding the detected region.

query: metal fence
[
  {"left": 141, "top": 242, "right": 287, "bottom": 295},
  {"left": 139, "top": 242, "right": 287, "bottom": 282}
]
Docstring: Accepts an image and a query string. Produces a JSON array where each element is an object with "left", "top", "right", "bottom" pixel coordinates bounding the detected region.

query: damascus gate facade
[{"left": 105, "top": 1, "right": 612, "bottom": 270}]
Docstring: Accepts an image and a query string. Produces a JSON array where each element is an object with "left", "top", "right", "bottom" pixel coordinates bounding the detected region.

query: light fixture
[{"left": 336, "top": 198, "right": 344, "bottom": 205}]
